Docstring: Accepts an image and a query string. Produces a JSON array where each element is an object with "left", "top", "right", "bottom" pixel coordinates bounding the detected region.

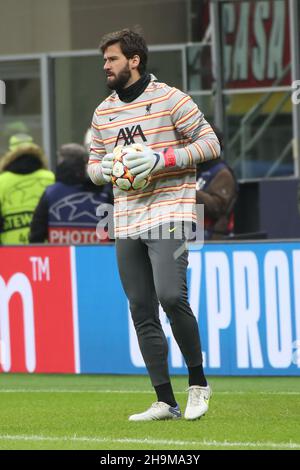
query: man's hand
[
  {"left": 125, "top": 145, "right": 176, "bottom": 182},
  {"left": 102, "top": 153, "right": 114, "bottom": 183}
]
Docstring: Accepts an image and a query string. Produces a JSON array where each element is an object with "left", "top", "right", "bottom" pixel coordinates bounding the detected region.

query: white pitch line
[
  {"left": 0, "top": 389, "right": 299, "bottom": 395},
  {"left": 0, "top": 434, "right": 299, "bottom": 449},
  {"left": 0, "top": 389, "right": 150, "bottom": 394}
]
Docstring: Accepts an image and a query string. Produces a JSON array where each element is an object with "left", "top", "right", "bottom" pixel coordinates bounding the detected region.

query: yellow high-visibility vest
[{"left": 0, "top": 169, "right": 54, "bottom": 244}]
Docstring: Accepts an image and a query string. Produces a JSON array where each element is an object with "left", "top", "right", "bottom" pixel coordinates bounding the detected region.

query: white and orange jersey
[{"left": 88, "top": 75, "right": 219, "bottom": 238}]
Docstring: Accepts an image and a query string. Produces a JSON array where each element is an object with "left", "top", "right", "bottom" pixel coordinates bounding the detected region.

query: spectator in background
[
  {"left": 196, "top": 126, "right": 238, "bottom": 240},
  {"left": 30, "top": 143, "right": 113, "bottom": 244},
  {"left": 0, "top": 135, "right": 54, "bottom": 244}
]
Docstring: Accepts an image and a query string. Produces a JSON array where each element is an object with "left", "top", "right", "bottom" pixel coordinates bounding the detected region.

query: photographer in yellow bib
[{"left": 0, "top": 134, "right": 54, "bottom": 244}]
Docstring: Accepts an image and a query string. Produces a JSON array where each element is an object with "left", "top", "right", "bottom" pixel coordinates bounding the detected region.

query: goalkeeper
[{"left": 88, "top": 29, "right": 220, "bottom": 421}]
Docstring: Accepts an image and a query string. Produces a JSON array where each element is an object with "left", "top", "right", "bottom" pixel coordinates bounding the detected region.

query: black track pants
[{"left": 116, "top": 231, "right": 203, "bottom": 386}]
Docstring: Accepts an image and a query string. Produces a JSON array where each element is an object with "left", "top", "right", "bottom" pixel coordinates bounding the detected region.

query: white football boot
[
  {"left": 184, "top": 385, "right": 212, "bottom": 420},
  {"left": 129, "top": 402, "right": 181, "bottom": 421}
]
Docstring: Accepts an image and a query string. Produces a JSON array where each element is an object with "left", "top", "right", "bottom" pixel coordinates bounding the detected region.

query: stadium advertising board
[
  {"left": 0, "top": 243, "right": 299, "bottom": 375},
  {"left": 223, "top": 0, "right": 291, "bottom": 88},
  {"left": 0, "top": 246, "right": 76, "bottom": 373},
  {"left": 75, "top": 242, "right": 300, "bottom": 376}
]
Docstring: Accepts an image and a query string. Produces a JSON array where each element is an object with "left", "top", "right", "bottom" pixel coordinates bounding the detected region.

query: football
[{"left": 111, "top": 144, "right": 150, "bottom": 191}]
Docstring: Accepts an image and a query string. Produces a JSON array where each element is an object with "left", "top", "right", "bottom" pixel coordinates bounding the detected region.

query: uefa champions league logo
[{"left": 0, "top": 79, "right": 6, "bottom": 104}]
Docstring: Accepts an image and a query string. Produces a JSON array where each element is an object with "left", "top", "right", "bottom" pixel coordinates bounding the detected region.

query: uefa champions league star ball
[{"left": 111, "top": 144, "right": 150, "bottom": 191}]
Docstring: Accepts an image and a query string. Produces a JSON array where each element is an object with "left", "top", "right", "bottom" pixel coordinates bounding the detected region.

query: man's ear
[{"left": 130, "top": 54, "right": 140, "bottom": 70}]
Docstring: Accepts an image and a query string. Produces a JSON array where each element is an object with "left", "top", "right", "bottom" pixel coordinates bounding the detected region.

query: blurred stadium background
[{"left": 0, "top": 0, "right": 300, "bottom": 450}]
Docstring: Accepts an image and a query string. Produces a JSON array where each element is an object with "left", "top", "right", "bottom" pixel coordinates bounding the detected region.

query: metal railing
[{"left": 228, "top": 63, "right": 292, "bottom": 178}]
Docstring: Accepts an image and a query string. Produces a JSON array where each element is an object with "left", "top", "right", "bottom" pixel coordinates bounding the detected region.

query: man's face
[{"left": 103, "top": 43, "right": 133, "bottom": 90}]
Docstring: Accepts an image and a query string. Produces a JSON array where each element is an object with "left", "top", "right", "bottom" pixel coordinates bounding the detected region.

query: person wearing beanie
[{"left": 8, "top": 133, "right": 34, "bottom": 151}]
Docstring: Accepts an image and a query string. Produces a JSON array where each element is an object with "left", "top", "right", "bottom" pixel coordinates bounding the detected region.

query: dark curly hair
[{"left": 99, "top": 29, "right": 148, "bottom": 75}]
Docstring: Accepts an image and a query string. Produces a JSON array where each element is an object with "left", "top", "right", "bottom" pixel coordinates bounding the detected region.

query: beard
[{"left": 106, "top": 63, "right": 131, "bottom": 90}]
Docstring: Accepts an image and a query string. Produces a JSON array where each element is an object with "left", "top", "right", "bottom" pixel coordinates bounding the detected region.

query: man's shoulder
[
  {"left": 152, "top": 81, "right": 189, "bottom": 104},
  {"left": 92, "top": 93, "right": 121, "bottom": 123},
  {"left": 147, "top": 77, "right": 171, "bottom": 92},
  {"left": 94, "top": 91, "right": 120, "bottom": 111},
  {"left": 147, "top": 76, "right": 180, "bottom": 96},
  {"left": 145, "top": 80, "right": 187, "bottom": 109}
]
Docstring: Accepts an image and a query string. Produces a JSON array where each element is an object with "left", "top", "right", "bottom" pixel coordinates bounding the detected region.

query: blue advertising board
[{"left": 75, "top": 242, "right": 300, "bottom": 376}]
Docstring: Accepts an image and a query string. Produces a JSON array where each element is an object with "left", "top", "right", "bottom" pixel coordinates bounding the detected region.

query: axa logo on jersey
[{"left": 115, "top": 125, "right": 147, "bottom": 146}]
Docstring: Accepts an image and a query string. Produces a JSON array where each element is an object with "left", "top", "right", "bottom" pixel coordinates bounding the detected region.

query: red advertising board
[
  {"left": 0, "top": 246, "right": 76, "bottom": 373},
  {"left": 223, "top": 0, "right": 291, "bottom": 88}
]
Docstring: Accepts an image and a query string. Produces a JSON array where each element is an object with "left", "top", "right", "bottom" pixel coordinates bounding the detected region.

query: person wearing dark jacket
[
  {"left": 29, "top": 143, "right": 113, "bottom": 244},
  {"left": 196, "top": 127, "right": 238, "bottom": 240}
]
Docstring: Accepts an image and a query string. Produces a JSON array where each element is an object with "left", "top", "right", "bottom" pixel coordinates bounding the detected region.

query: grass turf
[{"left": 0, "top": 374, "right": 299, "bottom": 450}]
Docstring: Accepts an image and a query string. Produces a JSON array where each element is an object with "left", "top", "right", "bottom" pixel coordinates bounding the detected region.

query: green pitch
[{"left": 0, "top": 374, "right": 299, "bottom": 450}]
